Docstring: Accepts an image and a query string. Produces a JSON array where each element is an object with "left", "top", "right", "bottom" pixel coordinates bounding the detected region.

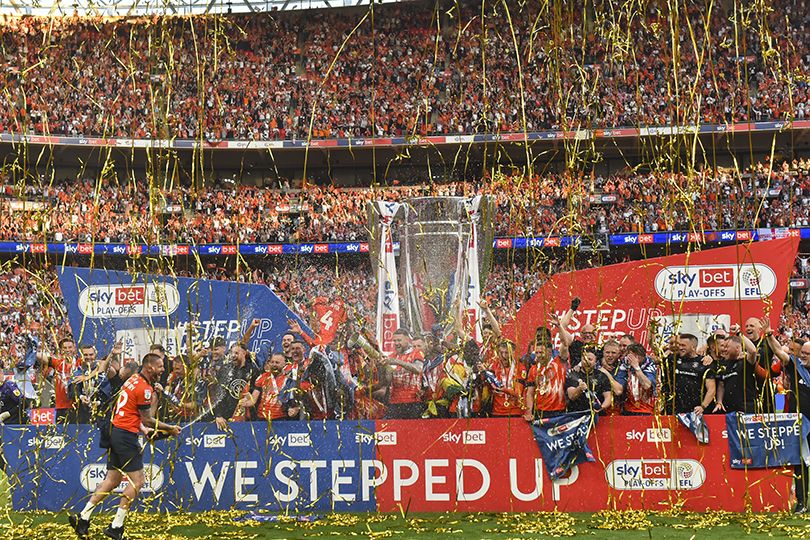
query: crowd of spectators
[
  {"left": 1, "top": 156, "right": 809, "bottom": 244},
  {"left": 2, "top": 251, "right": 809, "bottom": 375},
  {"left": 0, "top": 0, "right": 807, "bottom": 141}
]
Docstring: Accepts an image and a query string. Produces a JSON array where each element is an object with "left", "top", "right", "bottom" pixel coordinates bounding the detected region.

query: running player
[{"left": 69, "top": 353, "right": 180, "bottom": 540}]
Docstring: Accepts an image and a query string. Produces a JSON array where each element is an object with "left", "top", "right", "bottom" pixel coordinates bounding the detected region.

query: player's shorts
[{"left": 107, "top": 426, "right": 143, "bottom": 473}]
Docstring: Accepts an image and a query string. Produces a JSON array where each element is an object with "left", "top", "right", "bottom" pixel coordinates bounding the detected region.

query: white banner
[
  {"left": 375, "top": 202, "right": 402, "bottom": 355},
  {"left": 464, "top": 196, "right": 483, "bottom": 343}
]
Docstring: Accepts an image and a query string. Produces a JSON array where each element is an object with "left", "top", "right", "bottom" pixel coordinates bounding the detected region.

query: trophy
[{"left": 369, "top": 196, "right": 494, "bottom": 346}]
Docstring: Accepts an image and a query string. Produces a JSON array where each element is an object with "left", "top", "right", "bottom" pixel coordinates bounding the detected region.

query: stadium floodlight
[{"left": 0, "top": 0, "right": 409, "bottom": 16}]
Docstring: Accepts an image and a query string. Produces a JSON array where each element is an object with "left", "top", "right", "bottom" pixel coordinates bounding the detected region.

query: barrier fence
[{"left": 2, "top": 416, "right": 793, "bottom": 514}]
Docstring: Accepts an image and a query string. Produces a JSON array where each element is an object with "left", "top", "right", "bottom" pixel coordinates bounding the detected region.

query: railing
[
  {"left": 2, "top": 227, "right": 805, "bottom": 256},
  {"left": 4, "top": 119, "right": 808, "bottom": 150}
]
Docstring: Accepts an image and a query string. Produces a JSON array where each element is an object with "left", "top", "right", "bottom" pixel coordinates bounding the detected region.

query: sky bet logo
[
  {"left": 654, "top": 264, "right": 776, "bottom": 302},
  {"left": 605, "top": 459, "right": 705, "bottom": 490}
]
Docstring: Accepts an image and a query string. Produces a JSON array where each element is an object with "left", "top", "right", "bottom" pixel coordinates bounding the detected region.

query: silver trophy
[
  {"left": 367, "top": 196, "right": 494, "bottom": 343},
  {"left": 401, "top": 196, "right": 494, "bottom": 338}
]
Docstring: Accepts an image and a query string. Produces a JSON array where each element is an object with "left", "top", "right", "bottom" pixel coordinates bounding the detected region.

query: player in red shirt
[
  {"left": 36, "top": 337, "right": 81, "bottom": 422},
  {"left": 243, "top": 353, "right": 299, "bottom": 421},
  {"left": 524, "top": 316, "right": 570, "bottom": 420},
  {"left": 70, "top": 353, "right": 180, "bottom": 540},
  {"left": 383, "top": 329, "right": 425, "bottom": 418},
  {"left": 487, "top": 340, "right": 524, "bottom": 417}
]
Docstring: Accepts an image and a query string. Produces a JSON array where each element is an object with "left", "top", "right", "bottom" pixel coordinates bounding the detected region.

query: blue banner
[
  {"left": 0, "top": 228, "right": 804, "bottom": 256},
  {"left": 2, "top": 421, "right": 377, "bottom": 512},
  {"left": 57, "top": 267, "right": 312, "bottom": 359},
  {"left": 530, "top": 413, "right": 595, "bottom": 480},
  {"left": 725, "top": 413, "right": 810, "bottom": 468}
]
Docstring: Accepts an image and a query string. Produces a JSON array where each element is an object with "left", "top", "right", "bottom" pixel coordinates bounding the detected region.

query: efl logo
[
  {"left": 375, "top": 431, "right": 397, "bottom": 446},
  {"left": 288, "top": 433, "right": 312, "bottom": 447},
  {"left": 203, "top": 434, "right": 227, "bottom": 448},
  {"left": 116, "top": 287, "right": 145, "bottom": 305},
  {"left": 699, "top": 268, "right": 734, "bottom": 287}
]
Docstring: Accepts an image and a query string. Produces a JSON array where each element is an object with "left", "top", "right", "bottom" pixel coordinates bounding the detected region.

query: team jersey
[
  {"left": 616, "top": 358, "right": 658, "bottom": 414},
  {"left": 488, "top": 360, "right": 524, "bottom": 416},
  {"left": 715, "top": 359, "right": 758, "bottom": 413},
  {"left": 526, "top": 357, "right": 567, "bottom": 412},
  {"left": 600, "top": 363, "right": 624, "bottom": 416},
  {"left": 112, "top": 373, "right": 153, "bottom": 433},
  {"left": 662, "top": 355, "right": 715, "bottom": 414},
  {"left": 255, "top": 371, "right": 288, "bottom": 420},
  {"left": 565, "top": 367, "right": 611, "bottom": 412},
  {"left": 389, "top": 348, "right": 424, "bottom": 404},
  {"left": 50, "top": 356, "right": 82, "bottom": 410}
]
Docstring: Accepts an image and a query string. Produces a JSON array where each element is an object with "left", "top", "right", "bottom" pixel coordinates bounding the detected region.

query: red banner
[
  {"left": 373, "top": 416, "right": 790, "bottom": 512},
  {"left": 508, "top": 238, "right": 799, "bottom": 351}
]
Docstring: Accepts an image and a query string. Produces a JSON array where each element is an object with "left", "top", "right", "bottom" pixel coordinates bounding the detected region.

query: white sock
[
  {"left": 79, "top": 501, "right": 97, "bottom": 521},
  {"left": 111, "top": 507, "right": 128, "bottom": 528}
]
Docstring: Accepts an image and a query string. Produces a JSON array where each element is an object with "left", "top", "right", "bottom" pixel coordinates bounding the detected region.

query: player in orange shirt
[
  {"left": 69, "top": 353, "right": 180, "bottom": 540},
  {"left": 524, "top": 314, "right": 571, "bottom": 420},
  {"left": 487, "top": 340, "right": 524, "bottom": 417},
  {"left": 382, "top": 329, "right": 425, "bottom": 419},
  {"left": 36, "top": 337, "right": 81, "bottom": 422}
]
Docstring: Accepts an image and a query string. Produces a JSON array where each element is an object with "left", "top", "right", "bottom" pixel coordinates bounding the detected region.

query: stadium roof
[{"left": 0, "top": 0, "right": 404, "bottom": 16}]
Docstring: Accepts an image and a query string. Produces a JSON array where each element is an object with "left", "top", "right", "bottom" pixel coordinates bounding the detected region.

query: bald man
[{"left": 745, "top": 317, "right": 777, "bottom": 412}]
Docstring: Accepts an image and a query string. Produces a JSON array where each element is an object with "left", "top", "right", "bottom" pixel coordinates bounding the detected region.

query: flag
[
  {"left": 677, "top": 412, "right": 710, "bottom": 444},
  {"left": 726, "top": 412, "right": 810, "bottom": 468},
  {"left": 530, "top": 412, "right": 596, "bottom": 480}
]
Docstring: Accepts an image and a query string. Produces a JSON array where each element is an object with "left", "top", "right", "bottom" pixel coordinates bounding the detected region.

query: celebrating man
[{"left": 69, "top": 353, "right": 180, "bottom": 540}]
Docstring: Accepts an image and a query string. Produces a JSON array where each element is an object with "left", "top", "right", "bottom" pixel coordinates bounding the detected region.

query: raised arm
[
  {"left": 761, "top": 317, "right": 789, "bottom": 364},
  {"left": 479, "top": 299, "right": 501, "bottom": 338},
  {"left": 553, "top": 297, "right": 580, "bottom": 348}
]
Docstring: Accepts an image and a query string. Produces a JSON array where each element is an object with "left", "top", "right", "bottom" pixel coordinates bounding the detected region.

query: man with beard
[
  {"left": 566, "top": 349, "right": 612, "bottom": 413},
  {"left": 241, "top": 353, "right": 299, "bottom": 421},
  {"left": 661, "top": 333, "right": 716, "bottom": 416},
  {"left": 382, "top": 329, "right": 425, "bottom": 419},
  {"left": 713, "top": 326, "right": 759, "bottom": 413},
  {"left": 69, "top": 342, "right": 121, "bottom": 424},
  {"left": 207, "top": 342, "right": 261, "bottom": 430}
]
